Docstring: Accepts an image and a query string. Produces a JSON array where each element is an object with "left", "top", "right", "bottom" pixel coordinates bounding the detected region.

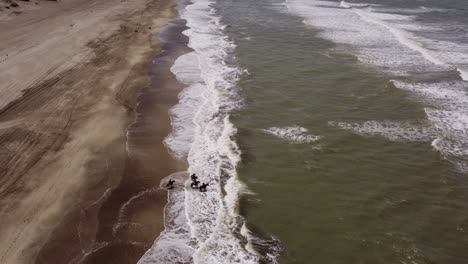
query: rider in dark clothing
[
  {"left": 190, "top": 174, "right": 198, "bottom": 181},
  {"left": 191, "top": 180, "right": 200, "bottom": 189},
  {"left": 166, "top": 179, "right": 175, "bottom": 190}
]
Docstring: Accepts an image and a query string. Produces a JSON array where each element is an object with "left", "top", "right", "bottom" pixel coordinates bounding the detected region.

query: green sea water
[{"left": 216, "top": 0, "right": 468, "bottom": 263}]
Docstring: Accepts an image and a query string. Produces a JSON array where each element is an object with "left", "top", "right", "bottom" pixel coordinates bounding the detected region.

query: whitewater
[
  {"left": 286, "top": 0, "right": 468, "bottom": 172},
  {"left": 138, "top": 0, "right": 278, "bottom": 263}
]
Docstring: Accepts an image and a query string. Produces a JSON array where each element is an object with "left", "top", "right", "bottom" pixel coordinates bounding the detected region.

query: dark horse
[
  {"left": 166, "top": 179, "right": 175, "bottom": 190},
  {"left": 199, "top": 183, "right": 209, "bottom": 192},
  {"left": 191, "top": 180, "right": 200, "bottom": 189}
]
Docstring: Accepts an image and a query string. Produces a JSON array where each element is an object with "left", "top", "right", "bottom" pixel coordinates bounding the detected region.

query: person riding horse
[
  {"left": 199, "top": 183, "right": 209, "bottom": 192},
  {"left": 166, "top": 179, "right": 175, "bottom": 190},
  {"left": 190, "top": 173, "right": 198, "bottom": 181},
  {"left": 191, "top": 180, "right": 200, "bottom": 189}
]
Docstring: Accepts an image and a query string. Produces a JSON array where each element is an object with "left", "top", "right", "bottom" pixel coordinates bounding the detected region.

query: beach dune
[{"left": 0, "top": 0, "right": 181, "bottom": 263}]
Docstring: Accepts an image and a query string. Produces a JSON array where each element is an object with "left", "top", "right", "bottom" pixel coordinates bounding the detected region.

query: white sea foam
[
  {"left": 286, "top": 0, "right": 442, "bottom": 75},
  {"left": 427, "top": 108, "right": 468, "bottom": 172},
  {"left": 392, "top": 81, "right": 468, "bottom": 170},
  {"left": 287, "top": 0, "right": 468, "bottom": 171},
  {"left": 263, "top": 126, "right": 321, "bottom": 144},
  {"left": 373, "top": 6, "right": 449, "bottom": 15},
  {"left": 339, "top": 1, "right": 381, "bottom": 9},
  {"left": 426, "top": 109, "right": 468, "bottom": 155},
  {"left": 459, "top": 69, "right": 468, "bottom": 81},
  {"left": 286, "top": 0, "right": 468, "bottom": 78},
  {"left": 392, "top": 81, "right": 468, "bottom": 110},
  {"left": 139, "top": 0, "right": 278, "bottom": 263},
  {"left": 138, "top": 173, "right": 195, "bottom": 263},
  {"left": 330, "top": 120, "right": 436, "bottom": 142},
  {"left": 164, "top": 52, "right": 204, "bottom": 159},
  {"left": 334, "top": 80, "right": 468, "bottom": 171}
]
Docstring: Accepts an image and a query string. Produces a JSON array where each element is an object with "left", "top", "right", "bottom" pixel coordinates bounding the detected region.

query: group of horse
[{"left": 166, "top": 174, "right": 209, "bottom": 192}]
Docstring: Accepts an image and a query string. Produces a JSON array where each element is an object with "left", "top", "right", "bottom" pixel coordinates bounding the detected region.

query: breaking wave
[
  {"left": 139, "top": 0, "right": 281, "bottom": 263},
  {"left": 263, "top": 126, "right": 321, "bottom": 144},
  {"left": 286, "top": 0, "right": 468, "bottom": 171}
]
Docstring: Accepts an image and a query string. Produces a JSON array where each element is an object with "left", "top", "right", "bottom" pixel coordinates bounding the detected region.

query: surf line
[
  {"left": 119, "top": 2, "right": 195, "bottom": 262},
  {"left": 341, "top": 1, "right": 468, "bottom": 81},
  {"left": 136, "top": 0, "right": 275, "bottom": 263}
]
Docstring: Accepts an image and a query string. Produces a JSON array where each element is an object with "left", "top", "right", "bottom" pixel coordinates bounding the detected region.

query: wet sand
[
  {"left": 0, "top": 0, "right": 185, "bottom": 263},
  {"left": 60, "top": 18, "right": 192, "bottom": 264}
]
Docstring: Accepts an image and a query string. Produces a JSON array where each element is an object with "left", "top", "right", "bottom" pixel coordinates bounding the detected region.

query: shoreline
[
  {"left": 0, "top": 0, "right": 184, "bottom": 263},
  {"left": 76, "top": 16, "right": 193, "bottom": 264}
]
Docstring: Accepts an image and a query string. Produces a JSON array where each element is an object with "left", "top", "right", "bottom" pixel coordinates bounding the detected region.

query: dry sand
[{"left": 0, "top": 0, "right": 185, "bottom": 263}]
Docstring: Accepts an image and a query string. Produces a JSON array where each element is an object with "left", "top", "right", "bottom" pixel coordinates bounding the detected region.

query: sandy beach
[{"left": 0, "top": 0, "right": 184, "bottom": 263}]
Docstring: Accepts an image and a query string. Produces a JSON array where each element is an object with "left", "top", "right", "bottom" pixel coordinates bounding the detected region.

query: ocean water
[
  {"left": 140, "top": 0, "right": 468, "bottom": 263},
  {"left": 139, "top": 0, "right": 270, "bottom": 263}
]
